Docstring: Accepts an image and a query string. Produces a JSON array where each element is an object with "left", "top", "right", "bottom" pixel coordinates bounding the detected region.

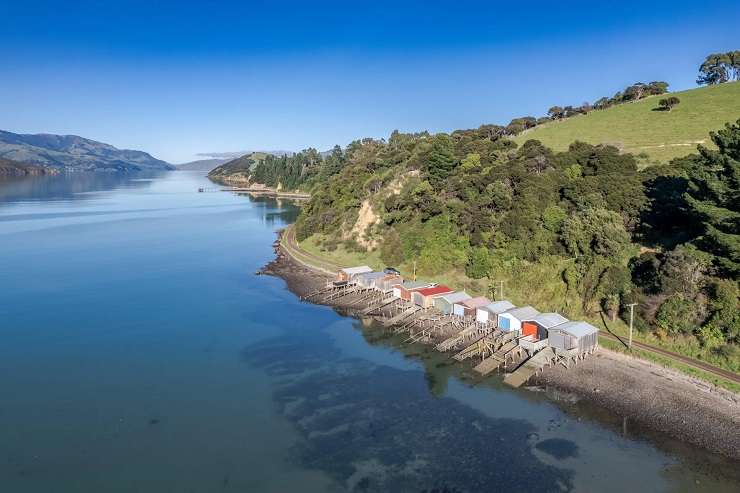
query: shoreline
[{"left": 262, "top": 230, "right": 740, "bottom": 461}]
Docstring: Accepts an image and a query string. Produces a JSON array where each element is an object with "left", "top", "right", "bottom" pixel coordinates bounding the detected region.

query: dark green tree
[
  {"left": 658, "top": 96, "right": 680, "bottom": 111},
  {"left": 697, "top": 52, "right": 731, "bottom": 85},
  {"left": 684, "top": 119, "right": 740, "bottom": 277},
  {"left": 423, "top": 134, "right": 457, "bottom": 186}
]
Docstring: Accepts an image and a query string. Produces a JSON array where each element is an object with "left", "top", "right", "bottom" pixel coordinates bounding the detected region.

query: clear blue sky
[{"left": 1, "top": 1, "right": 738, "bottom": 163}]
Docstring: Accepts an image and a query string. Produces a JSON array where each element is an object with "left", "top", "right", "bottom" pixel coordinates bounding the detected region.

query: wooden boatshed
[
  {"left": 522, "top": 312, "right": 569, "bottom": 341},
  {"left": 337, "top": 266, "right": 373, "bottom": 282},
  {"left": 476, "top": 300, "right": 515, "bottom": 325},
  {"left": 498, "top": 306, "right": 539, "bottom": 333},
  {"left": 355, "top": 271, "right": 387, "bottom": 290},
  {"left": 547, "top": 321, "right": 599, "bottom": 354},
  {"left": 455, "top": 296, "right": 491, "bottom": 318},
  {"left": 393, "top": 280, "right": 435, "bottom": 301},
  {"left": 434, "top": 292, "right": 472, "bottom": 315},
  {"left": 377, "top": 273, "right": 403, "bottom": 293},
  {"left": 412, "top": 285, "right": 454, "bottom": 308}
]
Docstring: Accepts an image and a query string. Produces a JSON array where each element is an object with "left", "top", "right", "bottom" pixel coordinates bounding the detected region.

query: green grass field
[{"left": 513, "top": 82, "right": 740, "bottom": 165}]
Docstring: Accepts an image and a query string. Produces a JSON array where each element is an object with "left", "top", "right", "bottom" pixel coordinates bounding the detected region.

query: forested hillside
[{"left": 282, "top": 121, "right": 739, "bottom": 371}]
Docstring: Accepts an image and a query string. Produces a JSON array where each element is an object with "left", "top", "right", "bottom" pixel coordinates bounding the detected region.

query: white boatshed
[
  {"left": 476, "top": 300, "right": 515, "bottom": 325},
  {"left": 498, "top": 306, "right": 539, "bottom": 333}
]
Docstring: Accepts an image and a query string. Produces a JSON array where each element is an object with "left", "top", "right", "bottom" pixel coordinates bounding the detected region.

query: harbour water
[{"left": 0, "top": 171, "right": 737, "bottom": 492}]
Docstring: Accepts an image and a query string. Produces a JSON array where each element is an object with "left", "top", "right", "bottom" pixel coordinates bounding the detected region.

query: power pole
[
  {"left": 500, "top": 280, "right": 504, "bottom": 300},
  {"left": 626, "top": 302, "right": 638, "bottom": 350},
  {"left": 413, "top": 260, "right": 417, "bottom": 281}
]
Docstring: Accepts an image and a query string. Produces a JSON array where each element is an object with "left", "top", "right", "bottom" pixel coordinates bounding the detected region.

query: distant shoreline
[
  {"left": 208, "top": 176, "right": 310, "bottom": 199},
  {"left": 265, "top": 226, "right": 740, "bottom": 461}
]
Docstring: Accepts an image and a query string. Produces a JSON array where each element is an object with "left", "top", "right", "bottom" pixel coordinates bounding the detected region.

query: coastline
[
  {"left": 263, "top": 229, "right": 740, "bottom": 461},
  {"left": 208, "top": 175, "right": 311, "bottom": 199}
]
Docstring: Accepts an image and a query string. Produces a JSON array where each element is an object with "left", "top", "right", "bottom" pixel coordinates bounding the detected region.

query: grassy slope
[{"left": 513, "top": 82, "right": 740, "bottom": 164}]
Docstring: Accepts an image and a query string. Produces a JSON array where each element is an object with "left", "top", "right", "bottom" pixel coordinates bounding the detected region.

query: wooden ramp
[
  {"left": 383, "top": 305, "right": 420, "bottom": 327},
  {"left": 361, "top": 296, "right": 397, "bottom": 315},
  {"left": 504, "top": 347, "right": 556, "bottom": 388},
  {"left": 473, "top": 340, "right": 517, "bottom": 376}
]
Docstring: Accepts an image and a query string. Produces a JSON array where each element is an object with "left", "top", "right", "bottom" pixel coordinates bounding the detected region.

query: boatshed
[
  {"left": 434, "top": 292, "right": 472, "bottom": 315},
  {"left": 455, "top": 296, "right": 491, "bottom": 318},
  {"left": 521, "top": 312, "right": 569, "bottom": 341},
  {"left": 355, "top": 271, "right": 387, "bottom": 290},
  {"left": 393, "top": 280, "right": 435, "bottom": 301},
  {"left": 476, "top": 300, "right": 515, "bottom": 325},
  {"left": 498, "top": 306, "right": 540, "bottom": 333},
  {"left": 377, "top": 273, "right": 403, "bottom": 293},
  {"left": 547, "top": 321, "right": 599, "bottom": 354},
  {"left": 337, "top": 266, "right": 373, "bottom": 282},
  {"left": 412, "top": 285, "right": 454, "bottom": 308}
]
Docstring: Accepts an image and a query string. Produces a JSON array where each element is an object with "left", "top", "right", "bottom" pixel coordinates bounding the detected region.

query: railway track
[{"left": 600, "top": 331, "right": 740, "bottom": 384}]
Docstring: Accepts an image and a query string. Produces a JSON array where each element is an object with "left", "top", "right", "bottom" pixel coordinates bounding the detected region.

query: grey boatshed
[{"left": 547, "top": 321, "right": 599, "bottom": 354}]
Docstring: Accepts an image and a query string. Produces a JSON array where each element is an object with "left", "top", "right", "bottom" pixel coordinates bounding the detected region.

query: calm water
[{"left": 0, "top": 171, "right": 737, "bottom": 492}]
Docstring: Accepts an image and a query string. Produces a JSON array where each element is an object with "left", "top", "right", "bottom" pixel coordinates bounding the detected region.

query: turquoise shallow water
[{"left": 0, "top": 171, "right": 737, "bottom": 492}]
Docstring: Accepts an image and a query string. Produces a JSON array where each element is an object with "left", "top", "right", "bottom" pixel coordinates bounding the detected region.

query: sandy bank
[{"left": 262, "top": 231, "right": 740, "bottom": 460}]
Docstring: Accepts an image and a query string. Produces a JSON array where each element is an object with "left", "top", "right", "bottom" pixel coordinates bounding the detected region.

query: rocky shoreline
[{"left": 262, "top": 232, "right": 740, "bottom": 461}]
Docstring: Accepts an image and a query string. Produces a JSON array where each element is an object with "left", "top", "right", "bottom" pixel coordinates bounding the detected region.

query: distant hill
[
  {"left": 207, "top": 152, "right": 270, "bottom": 183},
  {"left": 0, "top": 157, "right": 57, "bottom": 178},
  {"left": 0, "top": 130, "right": 173, "bottom": 172},
  {"left": 176, "top": 158, "right": 229, "bottom": 172},
  {"left": 513, "top": 82, "right": 740, "bottom": 164}
]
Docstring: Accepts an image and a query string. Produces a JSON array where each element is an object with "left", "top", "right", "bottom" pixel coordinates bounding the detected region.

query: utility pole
[
  {"left": 489, "top": 280, "right": 505, "bottom": 300},
  {"left": 500, "top": 280, "right": 504, "bottom": 300},
  {"left": 413, "top": 260, "right": 417, "bottom": 281},
  {"left": 626, "top": 302, "right": 638, "bottom": 350}
]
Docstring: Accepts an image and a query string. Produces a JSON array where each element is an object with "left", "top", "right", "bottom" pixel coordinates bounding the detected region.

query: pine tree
[{"left": 684, "top": 119, "right": 740, "bottom": 277}]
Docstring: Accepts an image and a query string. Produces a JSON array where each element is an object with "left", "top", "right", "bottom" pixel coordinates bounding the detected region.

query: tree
[
  {"left": 684, "top": 119, "right": 740, "bottom": 277},
  {"left": 561, "top": 207, "right": 631, "bottom": 258},
  {"left": 548, "top": 106, "right": 565, "bottom": 120},
  {"left": 659, "top": 245, "right": 711, "bottom": 298},
  {"left": 697, "top": 52, "right": 731, "bottom": 85},
  {"left": 423, "top": 134, "right": 457, "bottom": 186},
  {"left": 658, "top": 96, "right": 680, "bottom": 111}
]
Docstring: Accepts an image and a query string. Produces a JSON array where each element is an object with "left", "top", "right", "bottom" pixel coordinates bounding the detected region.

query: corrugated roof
[
  {"left": 502, "top": 305, "right": 540, "bottom": 320},
  {"left": 341, "top": 266, "right": 373, "bottom": 275},
  {"left": 416, "top": 285, "right": 454, "bottom": 297},
  {"left": 552, "top": 321, "right": 598, "bottom": 337},
  {"left": 439, "top": 291, "right": 471, "bottom": 304},
  {"left": 358, "top": 271, "right": 387, "bottom": 280},
  {"left": 528, "top": 312, "right": 569, "bottom": 328},
  {"left": 481, "top": 300, "right": 515, "bottom": 314},
  {"left": 460, "top": 296, "right": 491, "bottom": 308},
  {"left": 400, "top": 280, "right": 433, "bottom": 289}
]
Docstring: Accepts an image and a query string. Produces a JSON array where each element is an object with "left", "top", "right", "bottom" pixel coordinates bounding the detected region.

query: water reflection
[{"left": 0, "top": 171, "right": 167, "bottom": 204}]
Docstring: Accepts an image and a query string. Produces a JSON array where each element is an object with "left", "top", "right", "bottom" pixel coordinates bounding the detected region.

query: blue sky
[{"left": 1, "top": 1, "right": 739, "bottom": 163}]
